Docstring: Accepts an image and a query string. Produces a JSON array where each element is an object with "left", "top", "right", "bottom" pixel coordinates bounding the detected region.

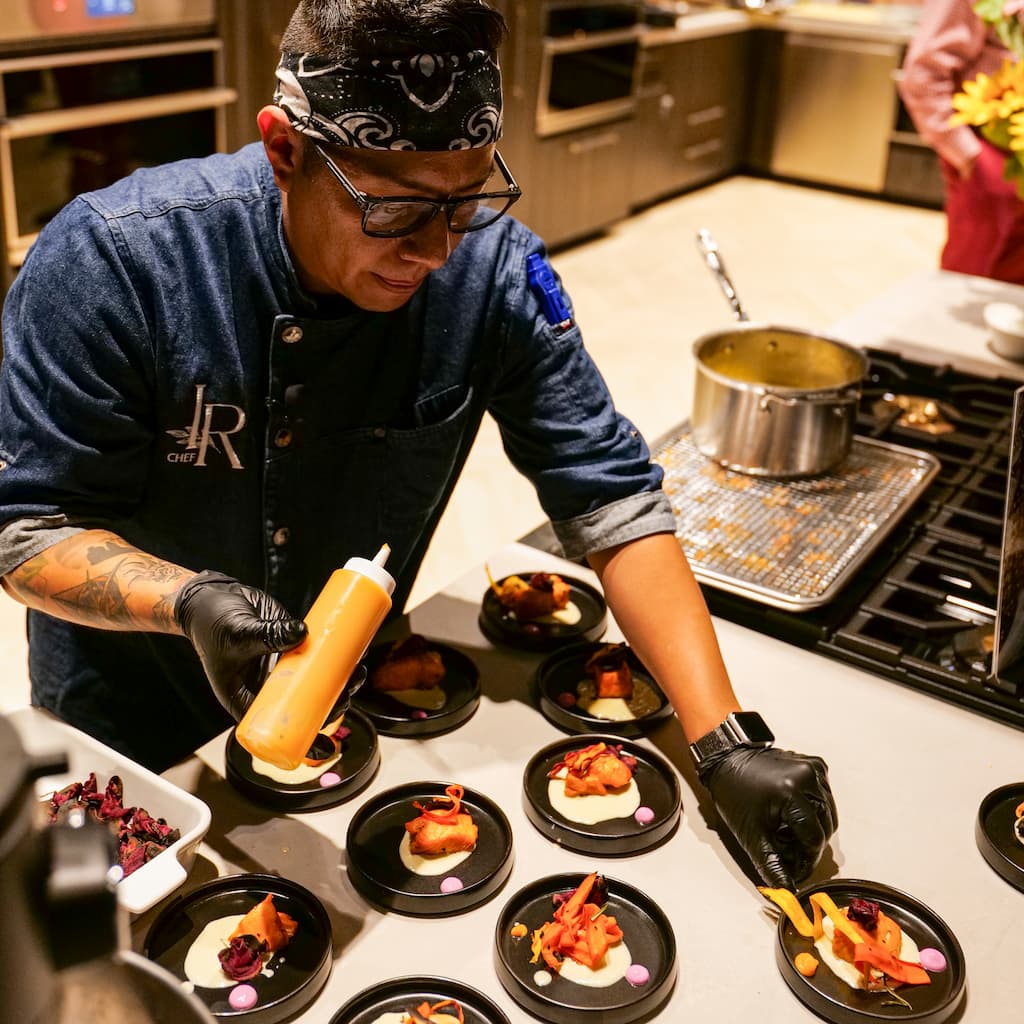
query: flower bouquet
[{"left": 951, "top": 0, "right": 1024, "bottom": 195}]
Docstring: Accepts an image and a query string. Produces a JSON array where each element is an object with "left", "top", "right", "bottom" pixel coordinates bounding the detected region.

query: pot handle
[
  {"left": 697, "top": 229, "right": 749, "bottom": 323},
  {"left": 759, "top": 389, "right": 861, "bottom": 412}
]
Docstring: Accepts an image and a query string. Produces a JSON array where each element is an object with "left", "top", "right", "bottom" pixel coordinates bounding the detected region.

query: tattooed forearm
[{"left": 2, "top": 529, "right": 194, "bottom": 634}]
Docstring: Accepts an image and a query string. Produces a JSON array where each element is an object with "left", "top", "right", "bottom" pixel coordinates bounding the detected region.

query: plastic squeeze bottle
[{"left": 235, "top": 544, "right": 396, "bottom": 770}]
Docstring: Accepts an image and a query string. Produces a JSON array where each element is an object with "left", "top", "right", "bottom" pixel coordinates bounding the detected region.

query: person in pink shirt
[{"left": 900, "top": 0, "right": 1024, "bottom": 282}]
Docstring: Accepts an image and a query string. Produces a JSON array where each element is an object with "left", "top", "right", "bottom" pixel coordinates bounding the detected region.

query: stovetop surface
[{"left": 520, "top": 347, "right": 1024, "bottom": 731}]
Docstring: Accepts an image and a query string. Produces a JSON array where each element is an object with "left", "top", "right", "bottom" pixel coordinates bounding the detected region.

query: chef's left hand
[{"left": 698, "top": 746, "right": 838, "bottom": 889}]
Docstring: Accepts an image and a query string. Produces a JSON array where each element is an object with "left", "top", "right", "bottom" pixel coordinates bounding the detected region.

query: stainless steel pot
[
  {"left": 691, "top": 325, "right": 868, "bottom": 477},
  {"left": 693, "top": 230, "right": 868, "bottom": 478}
]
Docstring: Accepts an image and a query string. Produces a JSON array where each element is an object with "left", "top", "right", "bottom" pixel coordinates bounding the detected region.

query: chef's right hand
[{"left": 174, "top": 570, "right": 307, "bottom": 719}]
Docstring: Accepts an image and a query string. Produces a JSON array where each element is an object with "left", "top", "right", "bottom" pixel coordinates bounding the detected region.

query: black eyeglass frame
[{"left": 313, "top": 143, "right": 523, "bottom": 238}]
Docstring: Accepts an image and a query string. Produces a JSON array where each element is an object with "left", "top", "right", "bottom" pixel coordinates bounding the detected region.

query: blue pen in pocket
[{"left": 526, "top": 253, "right": 574, "bottom": 330}]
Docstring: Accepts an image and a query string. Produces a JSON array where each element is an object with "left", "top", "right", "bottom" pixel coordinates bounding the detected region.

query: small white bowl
[
  {"left": 8, "top": 705, "right": 211, "bottom": 915},
  {"left": 983, "top": 301, "right": 1024, "bottom": 360}
]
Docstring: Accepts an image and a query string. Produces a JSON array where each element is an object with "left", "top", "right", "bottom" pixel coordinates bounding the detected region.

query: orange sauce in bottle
[{"left": 235, "top": 544, "right": 395, "bottom": 770}]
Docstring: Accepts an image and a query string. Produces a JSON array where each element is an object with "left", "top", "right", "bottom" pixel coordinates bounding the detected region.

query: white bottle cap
[{"left": 344, "top": 544, "right": 396, "bottom": 595}]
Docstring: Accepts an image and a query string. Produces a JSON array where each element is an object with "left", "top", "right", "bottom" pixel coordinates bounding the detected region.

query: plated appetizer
[
  {"left": 45, "top": 772, "right": 180, "bottom": 877},
  {"left": 546, "top": 742, "right": 641, "bottom": 826},
  {"left": 400, "top": 783, "right": 479, "bottom": 880},
  {"left": 566, "top": 644, "right": 663, "bottom": 723},
  {"left": 371, "top": 635, "right": 447, "bottom": 692},
  {"left": 529, "top": 872, "right": 636, "bottom": 988},
  {"left": 486, "top": 567, "right": 578, "bottom": 624},
  {"left": 1015, "top": 799, "right": 1024, "bottom": 847},
  {"left": 183, "top": 893, "right": 298, "bottom": 1010},
  {"left": 761, "top": 887, "right": 946, "bottom": 1010}
]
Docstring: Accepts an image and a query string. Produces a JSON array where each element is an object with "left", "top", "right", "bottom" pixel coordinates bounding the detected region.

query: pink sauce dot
[
  {"left": 319, "top": 772, "right": 342, "bottom": 787},
  {"left": 919, "top": 948, "right": 948, "bottom": 973},
  {"left": 229, "top": 984, "right": 258, "bottom": 1010},
  {"left": 411, "top": 710, "right": 429, "bottom": 719},
  {"left": 634, "top": 806, "right": 655, "bottom": 826},
  {"left": 625, "top": 964, "right": 650, "bottom": 987},
  {"left": 440, "top": 876, "right": 464, "bottom": 893}
]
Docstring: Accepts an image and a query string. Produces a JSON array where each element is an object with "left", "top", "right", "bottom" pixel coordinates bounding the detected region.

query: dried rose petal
[
  {"left": 218, "top": 935, "right": 267, "bottom": 981},
  {"left": 847, "top": 898, "right": 880, "bottom": 932}
]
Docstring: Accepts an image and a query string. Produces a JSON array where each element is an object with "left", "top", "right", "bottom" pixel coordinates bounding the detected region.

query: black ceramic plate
[
  {"left": 143, "top": 873, "right": 332, "bottom": 1023},
  {"left": 224, "top": 707, "right": 379, "bottom": 812},
  {"left": 533, "top": 642, "right": 674, "bottom": 738},
  {"left": 522, "top": 734, "right": 681, "bottom": 855},
  {"left": 976, "top": 781, "right": 1024, "bottom": 892},
  {"left": 329, "top": 975, "right": 512, "bottom": 1024},
  {"left": 478, "top": 573, "right": 607, "bottom": 652},
  {"left": 773, "top": 878, "right": 966, "bottom": 1024},
  {"left": 345, "top": 781, "right": 514, "bottom": 916},
  {"left": 353, "top": 639, "right": 481, "bottom": 737},
  {"left": 494, "top": 872, "right": 676, "bottom": 1024}
]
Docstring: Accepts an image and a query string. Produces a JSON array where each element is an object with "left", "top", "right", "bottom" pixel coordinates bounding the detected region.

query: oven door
[{"left": 536, "top": 22, "right": 643, "bottom": 137}]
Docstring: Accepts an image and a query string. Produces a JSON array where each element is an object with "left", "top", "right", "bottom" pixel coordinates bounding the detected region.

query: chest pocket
[{"left": 379, "top": 382, "right": 477, "bottom": 534}]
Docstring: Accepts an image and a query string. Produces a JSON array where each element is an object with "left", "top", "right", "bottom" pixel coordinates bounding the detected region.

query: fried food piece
[
  {"left": 371, "top": 634, "right": 446, "bottom": 691},
  {"left": 405, "top": 783, "right": 479, "bottom": 856},
  {"left": 229, "top": 894, "right": 298, "bottom": 953},
  {"left": 487, "top": 567, "right": 570, "bottom": 621},
  {"left": 585, "top": 643, "right": 633, "bottom": 699},
  {"left": 530, "top": 872, "right": 623, "bottom": 972},
  {"left": 549, "top": 742, "right": 635, "bottom": 796}
]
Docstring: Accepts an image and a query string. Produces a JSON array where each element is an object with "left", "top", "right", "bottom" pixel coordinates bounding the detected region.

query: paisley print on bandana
[{"left": 274, "top": 49, "right": 503, "bottom": 151}]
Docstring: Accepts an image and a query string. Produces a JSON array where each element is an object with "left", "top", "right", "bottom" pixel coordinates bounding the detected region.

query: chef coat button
[
  {"left": 281, "top": 325, "right": 303, "bottom": 344},
  {"left": 273, "top": 427, "right": 293, "bottom": 448},
  {"left": 373, "top": 426, "right": 386, "bottom": 439},
  {"left": 272, "top": 527, "right": 291, "bottom": 546}
]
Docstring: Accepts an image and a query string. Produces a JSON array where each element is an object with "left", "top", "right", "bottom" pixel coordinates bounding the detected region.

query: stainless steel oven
[
  {"left": 536, "top": 1, "right": 643, "bottom": 137},
  {"left": 0, "top": 0, "right": 232, "bottom": 296}
]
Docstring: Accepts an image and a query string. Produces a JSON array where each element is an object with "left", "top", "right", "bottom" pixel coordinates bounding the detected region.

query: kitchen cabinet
[
  {"left": 520, "top": 118, "right": 637, "bottom": 247},
  {"left": 631, "top": 31, "right": 751, "bottom": 209}
]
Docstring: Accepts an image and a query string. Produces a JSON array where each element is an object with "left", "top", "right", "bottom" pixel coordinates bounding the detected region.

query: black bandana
[{"left": 274, "top": 49, "right": 503, "bottom": 151}]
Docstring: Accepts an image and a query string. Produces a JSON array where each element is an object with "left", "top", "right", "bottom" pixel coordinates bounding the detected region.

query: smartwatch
[{"left": 689, "top": 711, "right": 774, "bottom": 771}]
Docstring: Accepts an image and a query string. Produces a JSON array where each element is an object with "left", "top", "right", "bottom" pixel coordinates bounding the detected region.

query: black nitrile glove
[
  {"left": 699, "top": 746, "right": 838, "bottom": 889},
  {"left": 174, "top": 570, "right": 308, "bottom": 720}
]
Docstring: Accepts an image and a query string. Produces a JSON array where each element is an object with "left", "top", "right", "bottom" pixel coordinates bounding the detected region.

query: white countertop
[{"left": 144, "top": 270, "right": 1024, "bottom": 1023}]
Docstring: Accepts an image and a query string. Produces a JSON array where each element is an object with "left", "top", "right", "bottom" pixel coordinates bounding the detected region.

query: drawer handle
[
  {"left": 684, "top": 137, "right": 722, "bottom": 160},
  {"left": 687, "top": 104, "right": 725, "bottom": 127},
  {"left": 568, "top": 131, "right": 621, "bottom": 155}
]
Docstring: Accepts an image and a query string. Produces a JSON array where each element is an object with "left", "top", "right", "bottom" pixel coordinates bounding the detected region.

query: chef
[{"left": 0, "top": 0, "right": 835, "bottom": 889}]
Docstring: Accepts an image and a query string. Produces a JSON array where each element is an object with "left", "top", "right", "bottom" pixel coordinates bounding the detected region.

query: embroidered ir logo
[{"left": 166, "top": 384, "right": 246, "bottom": 468}]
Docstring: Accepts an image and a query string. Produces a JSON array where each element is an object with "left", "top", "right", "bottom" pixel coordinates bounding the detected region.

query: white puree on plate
[
  {"left": 558, "top": 940, "right": 632, "bottom": 988},
  {"left": 250, "top": 748, "right": 341, "bottom": 784},
  {"left": 384, "top": 686, "right": 447, "bottom": 711},
  {"left": 547, "top": 768, "right": 640, "bottom": 824},
  {"left": 183, "top": 914, "right": 246, "bottom": 988},
  {"left": 576, "top": 678, "right": 661, "bottom": 722},
  {"left": 815, "top": 916, "right": 922, "bottom": 990},
  {"left": 512, "top": 600, "right": 582, "bottom": 626},
  {"left": 398, "top": 830, "right": 473, "bottom": 876}
]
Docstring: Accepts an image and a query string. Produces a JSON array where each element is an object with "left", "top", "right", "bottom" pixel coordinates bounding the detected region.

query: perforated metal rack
[{"left": 652, "top": 429, "right": 940, "bottom": 610}]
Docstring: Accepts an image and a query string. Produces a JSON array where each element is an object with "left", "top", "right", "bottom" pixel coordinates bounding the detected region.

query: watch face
[{"left": 731, "top": 711, "right": 774, "bottom": 745}]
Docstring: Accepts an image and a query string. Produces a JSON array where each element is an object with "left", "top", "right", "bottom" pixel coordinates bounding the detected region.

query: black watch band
[{"left": 689, "top": 711, "right": 774, "bottom": 771}]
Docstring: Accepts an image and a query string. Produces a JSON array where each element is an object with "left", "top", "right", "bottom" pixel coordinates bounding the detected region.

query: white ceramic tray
[{"left": 8, "top": 705, "right": 211, "bottom": 915}]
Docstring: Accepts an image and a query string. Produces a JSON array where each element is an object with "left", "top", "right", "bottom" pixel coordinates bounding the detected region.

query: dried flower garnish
[
  {"left": 847, "top": 898, "right": 880, "bottom": 933},
  {"left": 218, "top": 935, "right": 267, "bottom": 981},
  {"left": 44, "top": 772, "right": 180, "bottom": 877}
]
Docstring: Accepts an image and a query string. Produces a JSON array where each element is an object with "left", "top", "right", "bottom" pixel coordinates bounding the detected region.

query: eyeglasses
[{"left": 314, "top": 143, "right": 522, "bottom": 238}]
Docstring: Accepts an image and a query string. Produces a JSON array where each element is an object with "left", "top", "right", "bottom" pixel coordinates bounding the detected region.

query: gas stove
[{"left": 521, "top": 347, "right": 1024, "bottom": 730}]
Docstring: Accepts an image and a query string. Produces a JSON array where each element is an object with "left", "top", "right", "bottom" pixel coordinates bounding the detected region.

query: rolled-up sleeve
[{"left": 488, "top": 242, "right": 676, "bottom": 559}]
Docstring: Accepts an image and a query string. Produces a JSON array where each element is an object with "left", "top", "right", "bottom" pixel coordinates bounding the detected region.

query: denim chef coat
[{"left": 0, "top": 144, "right": 675, "bottom": 771}]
